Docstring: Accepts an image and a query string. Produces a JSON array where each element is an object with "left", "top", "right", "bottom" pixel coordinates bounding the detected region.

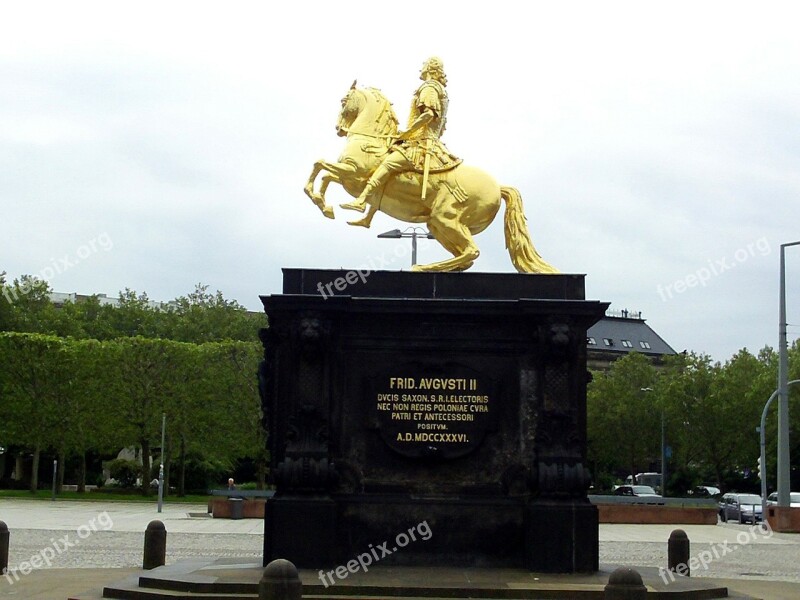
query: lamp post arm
[{"left": 761, "top": 379, "right": 800, "bottom": 519}]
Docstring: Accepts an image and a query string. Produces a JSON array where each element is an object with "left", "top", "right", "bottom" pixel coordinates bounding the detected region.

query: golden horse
[{"left": 303, "top": 83, "right": 557, "bottom": 273}]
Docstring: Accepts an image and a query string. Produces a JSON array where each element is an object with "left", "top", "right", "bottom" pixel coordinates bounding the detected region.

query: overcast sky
[{"left": 2, "top": 1, "right": 799, "bottom": 362}]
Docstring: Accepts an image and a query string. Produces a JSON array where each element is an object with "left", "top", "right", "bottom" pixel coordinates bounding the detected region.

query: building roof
[
  {"left": 587, "top": 310, "right": 676, "bottom": 358},
  {"left": 49, "top": 292, "right": 167, "bottom": 310}
]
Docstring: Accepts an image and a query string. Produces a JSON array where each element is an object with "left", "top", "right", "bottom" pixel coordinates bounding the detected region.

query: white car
[{"left": 766, "top": 492, "right": 800, "bottom": 507}]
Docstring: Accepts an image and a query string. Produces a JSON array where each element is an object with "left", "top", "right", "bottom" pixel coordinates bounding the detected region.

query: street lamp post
[
  {"left": 661, "top": 410, "right": 667, "bottom": 496},
  {"left": 157, "top": 413, "right": 166, "bottom": 513},
  {"left": 51, "top": 459, "right": 57, "bottom": 501},
  {"left": 759, "top": 380, "right": 800, "bottom": 519},
  {"left": 377, "top": 228, "right": 435, "bottom": 267},
  {"left": 778, "top": 241, "right": 800, "bottom": 507}
]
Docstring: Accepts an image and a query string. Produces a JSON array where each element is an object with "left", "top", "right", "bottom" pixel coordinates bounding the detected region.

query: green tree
[
  {"left": 0, "top": 333, "right": 72, "bottom": 491},
  {"left": 0, "top": 272, "right": 14, "bottom": 331},
  {"left": 164, "top": 341, "right": 264, "bottom": 495},
  {"left": 107, "top": 337, "right": 180, "bottom": 491},
  {"left": 164, "top": 283, "right": 264, "bottom": 343},
  {"left": 708, "top": 350, "right": 769, "bottom": 488},
  {"left": 587, "top": 352, "right": 659, "bottom": 483},
  {"left": 102, "top": 290, "right": 165, "bottom": 339},
  {"left": 2, "top": 276, "right": 62, "bottom": 335},
  {"left": 60, "top": 338, "right": 120, "bottom": 491}
]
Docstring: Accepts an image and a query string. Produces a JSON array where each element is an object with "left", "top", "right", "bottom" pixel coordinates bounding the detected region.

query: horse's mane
[{"left": 363, "top": 87, "right": 399, "bottom": 136}]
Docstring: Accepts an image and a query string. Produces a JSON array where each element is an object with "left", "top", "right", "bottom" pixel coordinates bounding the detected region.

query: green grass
[{"left": 0, "top": 489, "right": 209, "bottom": 503}]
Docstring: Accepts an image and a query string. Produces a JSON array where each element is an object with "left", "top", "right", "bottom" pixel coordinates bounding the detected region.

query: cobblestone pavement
[
  {"left": 599, "top": 522, "right": 800, "bottom": 584},
  {"left": 2, "top": 529, "right": 263, "bottom": 572},
  {"left": 1, "top": 500, "right": 799, "bottom": 585},
  {"left": 3, "top": 525, "right": 798, "bottom": 585}
]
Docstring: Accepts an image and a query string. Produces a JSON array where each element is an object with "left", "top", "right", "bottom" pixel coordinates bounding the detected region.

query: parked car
[
  {"left": 613, "top": 485, "right": 661, "bottom": 497},
  {"left": 691, "top": 485, "right": 721, "bottom": 498},
  {"left": 766, "top": 492, "right": 800, "bottom": 507},
  {"left": 718, "top": 493, "right": 762, "bottom": 523}
]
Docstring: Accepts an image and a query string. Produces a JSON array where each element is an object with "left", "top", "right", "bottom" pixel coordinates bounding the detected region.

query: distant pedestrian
[{"left": 227, "top": 478, "right": 236, "bottom": 491}]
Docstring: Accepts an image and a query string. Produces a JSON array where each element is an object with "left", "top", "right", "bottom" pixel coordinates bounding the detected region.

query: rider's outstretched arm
[{"left": 398, "top": 108, "right": 435, "bottom": 140}]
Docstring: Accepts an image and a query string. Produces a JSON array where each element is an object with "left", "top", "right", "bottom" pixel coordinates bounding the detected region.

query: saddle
[{"left": 396, "top": 139, "right": 462, "bottom": 174}]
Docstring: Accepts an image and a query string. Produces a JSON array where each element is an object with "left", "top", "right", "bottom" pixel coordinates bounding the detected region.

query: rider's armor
[{"left": 395, "top": 80, "right": 461, "bottom": 173}]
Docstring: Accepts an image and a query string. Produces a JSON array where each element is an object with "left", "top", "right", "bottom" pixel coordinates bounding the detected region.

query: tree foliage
[
  {"left": 588, "top": 343, "right": 800, "bottom": 495},
  {"left": 0, "top": 278, "right": 266, "bottom": 494}
]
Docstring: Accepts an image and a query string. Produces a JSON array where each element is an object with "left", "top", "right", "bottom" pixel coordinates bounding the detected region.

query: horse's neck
[{"left": 352, "top": 95, "right": 395, "bottom": 137}]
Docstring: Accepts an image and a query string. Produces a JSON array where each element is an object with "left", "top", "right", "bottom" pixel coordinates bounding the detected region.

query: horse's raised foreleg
[
  {"left": 304, "top": 159, "right": 359, "bottom": 220},
  {"left": 304, "top": 161, "right": 330, "bottom": 216},
  {"left": 413, "top": 198, "right": 480, "bottom": 272}
]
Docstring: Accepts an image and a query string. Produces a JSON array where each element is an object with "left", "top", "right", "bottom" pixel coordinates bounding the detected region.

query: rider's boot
[
  {"left": 340, "top": 164, "right": 391, "bottom": 212},
  {"left": 340, "top": 181, "right": 377, "bottom": 213},
  {"left": 348, "top": 205, "right": 378, "bottom": 228}
]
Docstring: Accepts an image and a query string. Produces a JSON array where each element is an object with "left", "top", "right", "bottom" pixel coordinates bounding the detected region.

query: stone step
[{"left": 75, "top": 559, "right": 736, "bottom": 600}]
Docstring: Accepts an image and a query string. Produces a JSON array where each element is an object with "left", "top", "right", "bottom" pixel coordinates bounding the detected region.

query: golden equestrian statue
[{"left": 303, "top": 57, "right": 558, "bottom": 273}]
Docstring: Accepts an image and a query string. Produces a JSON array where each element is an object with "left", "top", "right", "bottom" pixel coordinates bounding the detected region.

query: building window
[
  {"left": 621, "top": 340, "right": 633, "bottom": 348},
  {"left": 587, "top": 337, "right": 596, "bottom": 345},
  {"left": 639, "top": 341, "right": 651, "bottom": 349},
  {"left": 603, "top": 338, "right": 613, "bottom": 346}
]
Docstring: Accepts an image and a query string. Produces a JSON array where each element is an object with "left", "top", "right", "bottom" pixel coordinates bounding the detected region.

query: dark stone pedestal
[
  {"left": 259, "top": 269, "right": 607, "bottom": 572},
  {"left": 264, "top": 497, "right": 337, "bottom": 567},
  {"left": 525, "top": 499, "right": 599, "bottom": 572}
]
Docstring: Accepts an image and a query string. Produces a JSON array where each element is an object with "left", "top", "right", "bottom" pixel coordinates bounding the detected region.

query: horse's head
[
  {"left": 336, "top": 81, "right": 362, "bottom": 137},
  {"left": 335, "top": 81, "right": 398, "bottom": 138}
]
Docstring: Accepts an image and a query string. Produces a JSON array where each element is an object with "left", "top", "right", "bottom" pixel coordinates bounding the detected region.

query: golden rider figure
[{"left": 341, "top": 56, "right": 461, "bottom": 227}]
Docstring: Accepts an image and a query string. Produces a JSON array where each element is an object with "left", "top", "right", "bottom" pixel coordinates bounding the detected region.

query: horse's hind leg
[{"left": 414, "top": 202, "right": 480, "bottom": 272}]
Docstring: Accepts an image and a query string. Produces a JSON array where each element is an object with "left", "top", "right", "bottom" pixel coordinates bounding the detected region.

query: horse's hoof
[{"left": 322, "top": 205, "right": 335, "bottom": 219}]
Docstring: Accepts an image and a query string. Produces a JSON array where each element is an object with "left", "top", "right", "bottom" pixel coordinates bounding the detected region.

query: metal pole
[
  {"left": 412, "top": 233, "right": 418, "bottom": 266},
  {"left": 157, "top": 413, "right": 166, "bottom": 513},
  {"left": 661, "top": 412, "right": 667, "bottom": 496},
  {"left": 760, "top": 380, "right": 800, "bottom": 519},
  {"left": 51, "top": 459, "right": 57, "bottom": 501},
  {"left": 778, "top": 242, "right": 800, "bottom": 507}
]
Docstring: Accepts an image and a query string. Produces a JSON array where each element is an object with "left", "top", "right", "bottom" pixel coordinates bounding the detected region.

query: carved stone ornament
[{"left": 274, "top": 405, "right": 337, "bottom": 492}]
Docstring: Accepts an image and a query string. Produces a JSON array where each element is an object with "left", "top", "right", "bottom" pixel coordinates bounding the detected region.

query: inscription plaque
[{"left": 371, "top": 363, "right": 494, "bottom": 459}]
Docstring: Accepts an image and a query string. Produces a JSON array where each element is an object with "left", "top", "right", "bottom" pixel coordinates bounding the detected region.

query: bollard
[
  {"left": 142, "top": 520, "right": 167, "bottom": 570},
  {"left": 604, "top": 567, "right": 646, "bottom": 600},
  {"left": 668, "top": 528, "right": 690, "bottom": 576},
  {"left": 259, "top": 559, "right": 302, "bottom": 600},
  {"left": 0, "top": 521, "right": 8, "bottom": 575}
]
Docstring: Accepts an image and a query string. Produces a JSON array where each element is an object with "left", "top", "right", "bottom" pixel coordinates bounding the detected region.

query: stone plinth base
[{"left": 86, "top": 558, "right": 734, "bottom": 600}]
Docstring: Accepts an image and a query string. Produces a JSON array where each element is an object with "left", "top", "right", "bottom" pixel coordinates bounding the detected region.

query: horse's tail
[{"left": 500, "top": 186, "right": 559, "bottom": 274}]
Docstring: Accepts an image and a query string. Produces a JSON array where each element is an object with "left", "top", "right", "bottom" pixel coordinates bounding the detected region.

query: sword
[{"left": 421, "top": 137, "right": 432, "bottom": 201}]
